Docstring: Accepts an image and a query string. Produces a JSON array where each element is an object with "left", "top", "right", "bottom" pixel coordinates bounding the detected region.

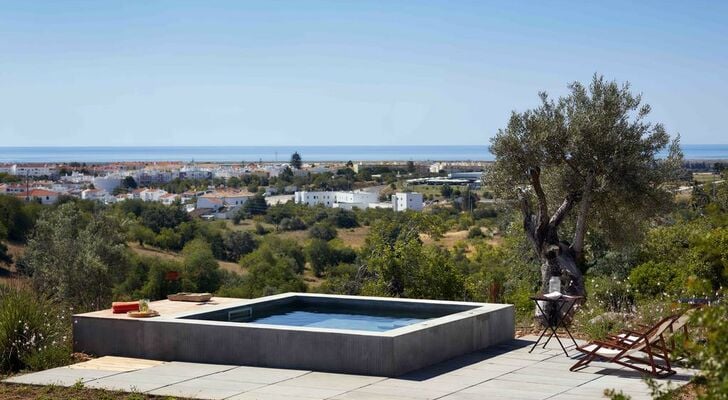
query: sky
[{"left": 0, "top": 1, "right": 726, "bottom": 146}]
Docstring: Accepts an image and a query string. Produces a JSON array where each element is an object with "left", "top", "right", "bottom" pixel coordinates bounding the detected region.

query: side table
[{"left": 529, "top": 294, "right": 583, "bottom": 356}]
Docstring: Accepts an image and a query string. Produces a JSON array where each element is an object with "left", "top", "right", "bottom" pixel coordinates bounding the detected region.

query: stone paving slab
[
  {"left": 3, "top": 366, "right": 124, "bottom": 386},
  {"left": 2, "top": 335, "right": 698, "bottom": 399}
]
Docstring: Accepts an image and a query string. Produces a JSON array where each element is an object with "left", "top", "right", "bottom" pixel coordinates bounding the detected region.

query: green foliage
[
  {"left": 128, "top": 223, "right": 155, "bottom": 246},
  {"left": 0, "top": 194, "right": 39, "bottom": 242},
  {"left": 467, "top": 226, "right": 484, "bottom": 239},
  {"left": 22, "top": 203, "right": 129, "bottom": 311},
  {"left": 604, "top": 389, "right": 631, "bottom": 400},
  {"left": 465, "top": 236, "right": 540, "bottom": 319},
  {"left": 488, "top": 74, "right": 683, "bottom": 272},
  {"left": 241, "top": 194, "right": 268, "bottom": 217},
  {"left": 306, "top": 239, "right": 337, "bottom": 277},
  {"left": 254, "top": 222, "right": 269, "bottom": 235},
  {"left": 223, "top": 231, "right": 258, "bottom": 262},
  {"left": 628, "top": 261, "right": 678, "bottom": 298},
  {"left": 139, "top": 201, "right": 189, "bottom": 234},
  {"left": 309, "top": 222, "right": 337, "bottom": 241},
  {"left": 440, "top": 184, "right": 453, "bottom": 198},
  {"left": 328, "top": 209, "right": 359, "bottom": 228},
  {"left": 682, "top": 300, "right": 728, "bottom": 400},
  {"left": 278, "top": 217, "right": 307, "bottom": 231},
  {"left": 232, "top": 237, "right": 306, "bottom": 297},
  {"left": 587, "top": 276, "right": 634, "bottom": 313},
  {"left": 181, "top": 239, "right": 221, "bottom": 293},
  {"left": 360, "top": 218, "right": 465, "bottom": 299},
  {"left": 0, "top": 284, "right": 71, "bottom": 373},
  {"left": 629, "top": 216, "right": 728, "bottom": 299}
]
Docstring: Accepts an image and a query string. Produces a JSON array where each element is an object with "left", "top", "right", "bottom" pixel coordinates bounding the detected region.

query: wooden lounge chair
[
  {"left": 613, "top": 308, "right": 694, "bottom": 356},
  {"left": 570, "top": 315, "right": 677, "bottom": 377}
]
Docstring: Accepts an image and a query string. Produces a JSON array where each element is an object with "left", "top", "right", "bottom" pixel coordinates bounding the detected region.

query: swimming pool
[
  {"left": 73, "top": 293, "right": 515, "bottom": 376},
  {"left": 194, "top": 299, "right": 457, "bottom": 332}
]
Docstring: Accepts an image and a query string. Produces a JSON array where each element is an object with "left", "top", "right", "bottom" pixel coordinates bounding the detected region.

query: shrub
[
  {"left": 628, "top": 261, "right": 678, "bottom": 298},
  {"left": 279, "top": 217, "right": 306, "bottom": 231},
  {"left": 586, "top": 276, "right": 634, "bottom": 313},
  {"left": 0, "top": 284, "right": 71, "bottom": 373},
  {"left": 680, "top": 299, "right": 728, "bottom": 399},
  {"left": 467, "top": 226, "right": 484, "bottom": 239},
  {"left": 181, "top": 239, "right": 221, "bottom": 293},
  {"left": 309, "top": 223, "right": 337, "bottom": 241},
  {"left": 255, "top": 222, "right": 269, "bottom": 235}
]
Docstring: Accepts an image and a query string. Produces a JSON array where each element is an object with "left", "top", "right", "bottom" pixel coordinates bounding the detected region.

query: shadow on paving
[{"left": 397, "top": 338, "right": 535, "bottom": 381}]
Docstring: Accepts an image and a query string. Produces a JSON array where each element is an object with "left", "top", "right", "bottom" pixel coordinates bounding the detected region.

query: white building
[
  {"left": 159, "top": 193, "right": 180, "bottom": 205},
  {"left": 196, "top": 191, "right": 251, "bottom": 212},
  {"left": 140, "top": 188, "right": 169, "bottom": 202},
  {"left": 294, "top": 190, "right": 380, "bottom": 210},
  {"left": 14, "top": 164, "right": 57, "bottom": 177},
  {"left": 17, "top": 189, "right": 60, "bottom": 205},
  {"left": 0, "top": 184, "right": 27, "bottom": 194},
  {"left": 92, "top": 176, "right": 122, "bottom": 193},
  {"left": 81, "top": 188, "right": 107, "bottom": 201},
  {"left": 392, "top": 192, "right": 424, "bottom": 212}
]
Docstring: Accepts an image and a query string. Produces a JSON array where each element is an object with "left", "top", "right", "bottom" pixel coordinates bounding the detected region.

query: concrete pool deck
[{"left": 4, "top": 335, "right": 697, "bottom": 400}]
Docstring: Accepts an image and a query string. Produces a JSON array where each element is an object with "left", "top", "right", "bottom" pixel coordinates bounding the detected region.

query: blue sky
[{"left": 1, "top": 1, "right": 726, "bottom": 146}]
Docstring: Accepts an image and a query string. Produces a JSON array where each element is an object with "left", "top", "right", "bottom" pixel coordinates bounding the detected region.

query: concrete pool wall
[{"left": 73, "top": 293, "right": 515, "bottom": 376}]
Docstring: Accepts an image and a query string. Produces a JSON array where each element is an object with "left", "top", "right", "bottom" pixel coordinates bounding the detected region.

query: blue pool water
[
  {"left": 241, "top": 304, "right": 449, "bottom": 332},
  {"left": 250, "top": 310, "right": 427, "bottom": 332}
]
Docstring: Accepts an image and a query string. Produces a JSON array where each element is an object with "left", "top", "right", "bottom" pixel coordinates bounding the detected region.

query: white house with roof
[
  {"left": 160, "top": 193, "right": 180, "bottom": 205},
  {"left": 196, "top": 191, "right": 251, "bottom": 212},
  {"left": 16, "top": 189, "right": 60, "bottom": 205},
  {"left": 392, "top": 192, "right": 424, "bottom": 212}
]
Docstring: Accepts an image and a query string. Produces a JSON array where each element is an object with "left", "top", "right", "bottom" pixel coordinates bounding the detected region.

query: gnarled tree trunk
[{"left": 519, "top": 167, "right": 586, "bottom": 298}]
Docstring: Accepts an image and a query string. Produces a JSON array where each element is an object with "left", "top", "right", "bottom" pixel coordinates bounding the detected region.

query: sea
[{"left": 0, "top": 144, "right": 727, "bottom": 163}]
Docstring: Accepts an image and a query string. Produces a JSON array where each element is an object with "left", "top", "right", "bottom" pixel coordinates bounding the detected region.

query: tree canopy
[{"left": 487, "top": 75, "right": 683, "bottom": 295}]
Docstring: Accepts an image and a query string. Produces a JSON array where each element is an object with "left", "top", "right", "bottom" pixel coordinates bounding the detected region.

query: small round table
[{"left": 529, "top": 294, "right": 583, "bottom": 356}]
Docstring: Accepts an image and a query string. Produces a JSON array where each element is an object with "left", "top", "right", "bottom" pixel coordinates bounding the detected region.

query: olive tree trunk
[{"left": 519, "top": 167, "right": 587, "bottom": 298}]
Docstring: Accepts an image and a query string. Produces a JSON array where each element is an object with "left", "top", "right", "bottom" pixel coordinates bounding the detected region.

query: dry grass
[
  {"left": 333, "top": 226, "right": 370, "bottom": 249},
  {"left": 128, "top": 243, "right": 246, "bottom": 276},
  {"left": 692, "top": 172, "right": 721, "bottom": 183},
  {"left": 0, "top": 382, "right": 188, "bottom": 400},
  {"left": 276, "top": 226, "right": 371, "bottom": 249}
]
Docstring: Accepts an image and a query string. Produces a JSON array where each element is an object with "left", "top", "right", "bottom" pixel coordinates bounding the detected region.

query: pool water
[{"left": 240, "top": 304, "right": 447, "bottom": 332}]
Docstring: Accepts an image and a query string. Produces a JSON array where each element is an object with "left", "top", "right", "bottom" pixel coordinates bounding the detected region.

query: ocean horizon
[{"left": 0, "top": 144, "right": 727, "bottom": 163}]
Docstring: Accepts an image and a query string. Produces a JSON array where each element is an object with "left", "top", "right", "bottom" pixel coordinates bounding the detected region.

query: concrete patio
[{"left": 3, "top": 335, "right": 696, "bottom": 400}]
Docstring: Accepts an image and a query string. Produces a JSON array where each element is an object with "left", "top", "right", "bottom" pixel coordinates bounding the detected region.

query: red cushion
[{"left": 112, "top": 301, "right": 140, "bottom": 314}]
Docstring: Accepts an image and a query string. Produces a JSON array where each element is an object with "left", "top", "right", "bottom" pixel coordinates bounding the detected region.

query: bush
[
  {"left": 255, "top": 222, "right": 269, "bottom": 235},
  {"left": 279, "top": 217, "right": 306, "bottom": 231},
  {"left": 0, "top": 284, "right": 71, "bottom": 373},
  {"left": 682, "top": 300, "right": 728, "bottom": 399},
  {"left": 309, "top": 223, "right": 337, "bottom": 241},
  {"left": 586, "top": 276, "right": 634, "bottom": 313},
  {"left": 181, "top": 239, "right": 221, "bottom": 293},
  {"left": 628, "top": 261, "right": 678, "bottom": 298},
  {"left": 306, "top": 239, "right": 336, "bottom": 277},
  {"left": 467, "top": 226, "right": 484, "bottom": 239}
]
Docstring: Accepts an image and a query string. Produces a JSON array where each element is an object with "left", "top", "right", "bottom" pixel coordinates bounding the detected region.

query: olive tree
[
  {"left": 22, "top": 203, "right": 129, "bottom": 311},
  {"left": 487, "top": 75, "right": 682, "bottom": 296}
]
